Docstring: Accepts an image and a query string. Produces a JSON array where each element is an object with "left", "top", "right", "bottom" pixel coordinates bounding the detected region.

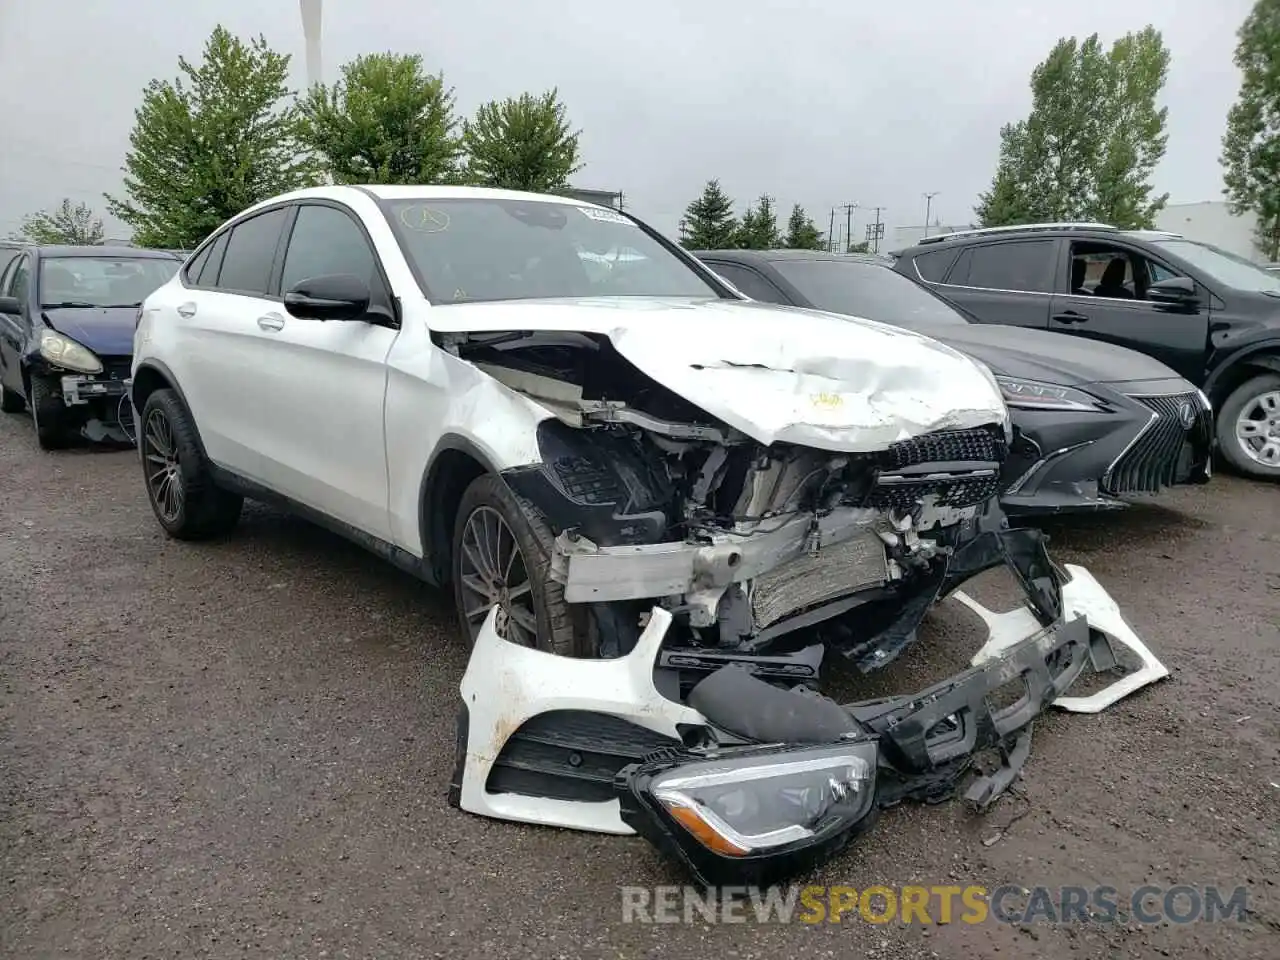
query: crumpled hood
[
  {"left": 917, "top": 322, "right": 1180, "bottom": 386},
  {"left": 42, "top": 307, "right": 137, "bottom": 357},
  {"left": 429, "top": 297, "right": 1008, "bottom": 451}
]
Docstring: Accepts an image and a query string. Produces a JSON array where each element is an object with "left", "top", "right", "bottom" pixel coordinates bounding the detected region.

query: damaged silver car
[{"left": 131, "top": 186, "right": 1168, "bottom": 886}]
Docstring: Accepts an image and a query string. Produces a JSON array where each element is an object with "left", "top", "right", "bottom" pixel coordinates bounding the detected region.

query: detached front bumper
[{"left": 449, "top": 531, "right": 1168, "bottom": 886}]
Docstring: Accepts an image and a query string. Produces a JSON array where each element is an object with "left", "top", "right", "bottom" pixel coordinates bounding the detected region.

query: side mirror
[
  {"left": 283, "top": 274, "right": 370, "bottom": 322},
  {"left": 0, "top": 295, "right": 20, "bottom": 314},
  {"left": 1147, "top": 276, "right": 1198, "bottom": 306}
]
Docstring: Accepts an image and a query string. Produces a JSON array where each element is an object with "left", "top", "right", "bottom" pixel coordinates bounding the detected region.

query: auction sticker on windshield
[{"left": 579, "top": 207, "right": 633, "bottom": 224}]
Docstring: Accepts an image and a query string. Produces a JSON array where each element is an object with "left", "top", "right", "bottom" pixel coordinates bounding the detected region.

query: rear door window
[
  {"left": 196, "top": 232, "right": 230, "bottom": 287},
  {"left": 946, "top": 240, "right": 1056, "bottom": 293}
]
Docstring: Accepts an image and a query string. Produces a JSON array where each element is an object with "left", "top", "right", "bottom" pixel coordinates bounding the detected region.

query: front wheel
[
  {"left": 450, "top": 473, "right": 596, "bottom": 657},
  {"left": 139, "top": 388, "right": 243, "bottom": 539},
  {"left": 29, "top": 376, "right": 70, "bottom": 450},
  {"left": 1217, "top": 373, "right": 1280, "bottom": 480}
]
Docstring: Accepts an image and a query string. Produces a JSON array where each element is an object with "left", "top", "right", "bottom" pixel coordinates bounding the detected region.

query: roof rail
[{"left": 915, "top": 222, "right": 1118, "bottom": 245}]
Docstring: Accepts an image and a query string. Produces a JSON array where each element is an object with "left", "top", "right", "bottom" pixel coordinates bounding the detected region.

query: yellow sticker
[
  {"left": 811, "top": 392, "right": 843, "bottom": 409},
  {"left": 399, "top": 205, "right": 450, "bottom": 233}
]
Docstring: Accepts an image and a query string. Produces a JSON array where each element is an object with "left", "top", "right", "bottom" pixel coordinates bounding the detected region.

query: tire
[
  {"left": 139, "top": 388, "right": 243, "bottom": 539},
  {"left": 1216, "top": 373, "right": 1280, "bottom": 481},
  {"left": 0, "top": 384, "right": 23, "bottom": 413},
  {"left": 451, "top": 473, "right": 596, "bottom": 657},
  {"left": 28, "top": 376, "right": 70, "bottom": 450}
]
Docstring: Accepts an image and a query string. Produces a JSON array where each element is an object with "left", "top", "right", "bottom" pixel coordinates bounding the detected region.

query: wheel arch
[
  {"left": 1204, "top": 342, "right": 1280, "bottom": 409},
  {"left": 131, "top": 361, "right": 211, "bottom": 460},
  {"left": 419, "top": 435, "right": 501, "bottom": 586}
]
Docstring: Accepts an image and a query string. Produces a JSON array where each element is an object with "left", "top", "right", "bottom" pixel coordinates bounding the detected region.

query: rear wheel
[
  {"left": 29, "top": 376, "right": 70, "bottom": 450},
  {"left": 1217, "top": 373, "right": 1280, "bottom": 480},
  {"left": 0, "top": 384, "right": 23, "bottom": 413},
  {"left": 451, "top": 473, "right": 596, "bottom": 657},
  {"left": 140, "top": 388, "right": 243, "bottom": 539}
]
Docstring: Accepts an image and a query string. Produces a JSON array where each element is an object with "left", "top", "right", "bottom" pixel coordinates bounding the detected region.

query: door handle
[
  {"left": 176, "top": 302, "right": 196, "bottom": 318},
  {"left": 257, "top": 313, "right": 285, "bottom": 332},
  {"left": 1052, "top": 311, "right": 1089, "bottom": 324}
]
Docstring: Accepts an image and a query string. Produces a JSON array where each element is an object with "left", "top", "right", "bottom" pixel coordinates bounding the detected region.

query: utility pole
[
  {"left": 828, "top": 208, "right": 836, "bottom": 252},
  {"left": 840, "top": 202, "right": 858, "bottom": 253},
  {"left": 922, "top": 192, "right": 939, "bottom": 238},
  {"left": 867, "top": 206, "right": 886, "bottom": 253}
]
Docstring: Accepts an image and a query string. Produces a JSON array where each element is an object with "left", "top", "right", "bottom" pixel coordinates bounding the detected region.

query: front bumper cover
[{"left": 449, "top": 531, "right": 1168, "bottom": 886}]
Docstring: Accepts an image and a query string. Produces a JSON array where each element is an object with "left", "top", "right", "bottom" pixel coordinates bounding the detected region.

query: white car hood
[{"left": 430, "top": 297, "right": 1008, "bottom": 451}]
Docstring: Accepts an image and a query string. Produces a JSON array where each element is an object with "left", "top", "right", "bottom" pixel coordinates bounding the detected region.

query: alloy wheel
[
  {"left": 458, "top": 505, "right": 536, "bottom": 646},
  {"left": 1234, "top": 389, "right": 1280, "bottom": 469},
  {"left": 144, "top": 409, "right": 185, "bottom": 523}
]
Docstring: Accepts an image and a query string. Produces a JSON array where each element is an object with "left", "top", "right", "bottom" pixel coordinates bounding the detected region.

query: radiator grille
[
  {"left": 882, "top": 426, "right": 1006, "bottom": 470},
  {"left": 1104, "top": 392, "right": 1209, "bottom": 496}
]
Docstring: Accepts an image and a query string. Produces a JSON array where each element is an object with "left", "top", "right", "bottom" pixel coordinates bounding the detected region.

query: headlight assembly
[
  {"left": 39, "top": 330, "right": 102, "bottom": 374},
  {"left": 996, "top": 376, "right": 1103, "bottom": 413},
  {"left": 619, "top": 741, "right": 878, "bottom": 886}
]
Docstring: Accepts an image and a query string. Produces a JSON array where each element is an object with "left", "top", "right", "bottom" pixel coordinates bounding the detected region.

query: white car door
[
  {"left": 163, "top": 205, "right": 293, "bottom": 480},
  {"left": 242, "top": 201, "right": 398, "bottom": 541}
]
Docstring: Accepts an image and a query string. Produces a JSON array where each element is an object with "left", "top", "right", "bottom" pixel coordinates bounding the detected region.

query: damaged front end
[
  {"left": 443, "top": 323, "right": 1167, "bottom": 885},
  {"left": 450, "top": 522, "right": 1168, "bottom": 887}
]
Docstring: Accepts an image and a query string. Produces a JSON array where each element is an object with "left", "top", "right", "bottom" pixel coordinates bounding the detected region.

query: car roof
[
  {"left": 249, "top": 183, "right": 606, "bottom": 212},
  {"left": 892, "top": 222, "right": 1184, "bottom": 257},
  {"left": 694, "top": 249, "right": 888, "bottom": 266},
  {"left": 32, "top": 245, "right": 180, "bottom": 260}
]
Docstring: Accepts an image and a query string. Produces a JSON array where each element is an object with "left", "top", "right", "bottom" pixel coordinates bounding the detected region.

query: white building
[{"left": 1155, "top": 201, "right": 1260, "bottom": 262}]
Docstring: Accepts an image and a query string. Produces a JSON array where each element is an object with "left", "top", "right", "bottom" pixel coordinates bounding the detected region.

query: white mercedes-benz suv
[{"left": 132, "top": 185, "right": 1013, "bottom": 660}]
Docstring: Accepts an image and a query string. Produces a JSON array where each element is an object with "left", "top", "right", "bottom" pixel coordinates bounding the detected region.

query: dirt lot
[{"left": 2, "top": 412, "right": 1278, "bottom": 960}]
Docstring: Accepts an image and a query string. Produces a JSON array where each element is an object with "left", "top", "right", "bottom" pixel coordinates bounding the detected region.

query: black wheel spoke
[{"left": 459, "top": 505, "right": 538, "bottom": 648}]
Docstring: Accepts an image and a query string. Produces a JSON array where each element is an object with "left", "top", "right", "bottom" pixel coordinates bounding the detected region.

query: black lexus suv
[{"left": 891, "top": 223, "right": 1280, "bottom": 480}]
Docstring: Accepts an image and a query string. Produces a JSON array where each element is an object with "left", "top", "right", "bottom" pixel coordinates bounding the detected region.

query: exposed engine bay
[
  {"left": 440, "top": 327, "right": 1169, "bottom": 886},
  {"left": 448, "top": 330, "right": 1010, "bottom": 670}
]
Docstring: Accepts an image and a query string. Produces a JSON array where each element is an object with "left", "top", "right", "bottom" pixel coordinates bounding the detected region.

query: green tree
[
  {"left": 680, "top": 180, "right": 738, "bottom": 248},
  {"left": 461, "top": 89, "right": 582, "bottom": 192},
  {"left": 976, "top": 28, "right": 1170, "bottom": 229},
  {"left": 847, "top": 240, "right": 871, "bottom": 254},
  {"left": 298, "top": 53, "right": 461, "bottom": 185},
  {"left": 783, "top": 204, "right": 824, "bottom": 249},
  {"left": 14, "top": 199, "right": 105, "bottom": 245},
  {"left": 736, "top": 195, "right": 782, "bottom": 249},
  {"left": 105, "top": 26, "right": 317, "bottom": 249},
  {"left": 1222, "top": 0, "right": 1280, "bottom": 260}
]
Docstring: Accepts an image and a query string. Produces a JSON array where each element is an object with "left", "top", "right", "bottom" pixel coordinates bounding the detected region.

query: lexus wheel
[
  {"left": 1218, "top": 373, "right": 1280, "bottom": 480},
  {"left": 140, "top": 388, "right": 243, "bottom": 539}
]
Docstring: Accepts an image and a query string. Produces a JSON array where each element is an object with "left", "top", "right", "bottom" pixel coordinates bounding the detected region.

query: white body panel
[{"left": 134, "top": 184, "right": 1011, "bottom": 562}]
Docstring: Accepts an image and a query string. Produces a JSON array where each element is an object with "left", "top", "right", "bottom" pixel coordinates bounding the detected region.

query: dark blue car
[{"left": 0, "top": 244, "right": 181, "bottom": 448}]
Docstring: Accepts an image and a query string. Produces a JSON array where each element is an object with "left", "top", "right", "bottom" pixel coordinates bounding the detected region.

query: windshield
[
  {"left": 1149, "top": 238, "right": 1280, "bottom": 293},
  {"left": 381, "top": 198, "right": 722, "bottom": 304},
  {"left": 39, "top": 256, "right": 179, "bottom": 308},
  {"left": 770, "top": 258, "right": 968, "bottom": 329}
]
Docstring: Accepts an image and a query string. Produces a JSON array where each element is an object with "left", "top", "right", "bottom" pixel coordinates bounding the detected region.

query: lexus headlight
[
  {"left": 996, "top": 376, "right": 1103, "bottom": 413},
  {"left": 39, "top": 330, "right": 102, "bottom": 374},
  {"left": 647, "top": 743, "right": 876, "bottom": 857}
]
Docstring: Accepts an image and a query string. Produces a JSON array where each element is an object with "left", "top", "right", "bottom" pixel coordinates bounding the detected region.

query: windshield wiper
[{"left": 41, "top": 300, "right": 99, "bottom": 308}]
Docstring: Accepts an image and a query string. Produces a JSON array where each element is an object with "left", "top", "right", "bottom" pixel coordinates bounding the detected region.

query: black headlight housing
[{"left": 617, "top": 740, "right": 879, "bottom": 888}]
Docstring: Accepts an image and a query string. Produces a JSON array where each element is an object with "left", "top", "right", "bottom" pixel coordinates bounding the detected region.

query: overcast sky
[{"left": 0, "top": 0, "right": 1255, "bottom": 242}]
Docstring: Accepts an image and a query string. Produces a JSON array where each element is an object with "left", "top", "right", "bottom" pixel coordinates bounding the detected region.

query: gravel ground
[{"left": 2, "top": 411, "right": 1278, "bottom": 960}]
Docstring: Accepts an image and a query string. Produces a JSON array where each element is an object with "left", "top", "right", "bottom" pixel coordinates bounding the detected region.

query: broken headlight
[{"left": 618, "top": 742, "right": 878, "bottom": 886}]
